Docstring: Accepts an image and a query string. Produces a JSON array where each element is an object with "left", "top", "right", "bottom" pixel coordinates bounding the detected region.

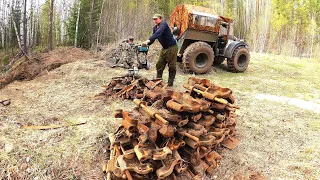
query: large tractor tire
[
  {"left": 183, "top": 42, "right": 214, "bottom": 74},
  {"left": 213, "top": 56, "right": 225, "bottom": 65},
  {"left": 227, "top": 46, "right": 250, "bottom": 72}
]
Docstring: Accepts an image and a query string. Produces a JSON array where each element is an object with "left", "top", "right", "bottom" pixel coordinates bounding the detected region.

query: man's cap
[
  {"left": 152, "top": 14, "right": 163, "bottom": 19},
  {"left": 128, "top": 36, "right": 134, "bottom": 40}
]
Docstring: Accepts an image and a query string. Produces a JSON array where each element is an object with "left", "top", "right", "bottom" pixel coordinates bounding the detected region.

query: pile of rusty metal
[
  {"left": 104, "top": 77, "right": 240, "bottom": 180},
  {"left": 100, "top": 76, "right": 165, "bottom": 100}
]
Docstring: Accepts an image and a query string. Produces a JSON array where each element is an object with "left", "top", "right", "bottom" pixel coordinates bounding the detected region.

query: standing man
[{"left": 144, "top": 14, "right": 178, "bottom": 87}]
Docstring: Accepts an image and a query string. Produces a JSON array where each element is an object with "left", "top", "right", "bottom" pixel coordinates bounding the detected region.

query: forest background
[{"left": 1, "top": 0, "right": 320, "bottom": 65}]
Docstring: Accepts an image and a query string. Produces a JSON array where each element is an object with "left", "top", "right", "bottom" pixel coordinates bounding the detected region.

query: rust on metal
[
  {"left": 117, "top": 155, "right": 153, "bottom": 175},
  {"left": 156, "top": 150, "right": 182, "bottom": 179},
  {"left": 104, "top": 77, "right": 241, "bottom": 179},
  {"left": 134, "top": 99, "right": 169, "bottom": 125},
  {"left": 221, "top": 137, "right": 241, "bottom": 150}
]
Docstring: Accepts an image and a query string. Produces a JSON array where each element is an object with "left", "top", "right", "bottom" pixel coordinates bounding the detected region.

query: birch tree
[{"left": 74, "top": 0, "right": 80, "bottom": 47}]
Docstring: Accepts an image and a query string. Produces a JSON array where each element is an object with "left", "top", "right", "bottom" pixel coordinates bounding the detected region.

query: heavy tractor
[{"left": 170, "top": 4, "right": 250, "bottom": 74}]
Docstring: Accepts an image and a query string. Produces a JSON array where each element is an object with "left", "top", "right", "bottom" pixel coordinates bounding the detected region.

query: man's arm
[
  {"left": 147, "top": 26, "right": 157, "bottom": 45},
  {"left": 148, "top": 22, "right": 166, "bottom": 44}
]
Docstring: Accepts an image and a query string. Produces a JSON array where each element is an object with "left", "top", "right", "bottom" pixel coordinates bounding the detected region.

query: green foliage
[
  {"left": 55, "top": 11, "right": 62, "bottom": 46},
  {"left": 39, "top": 0, "right": 61, "bottom": 47},
  {"left": 40, "top": 0, "right": 50, "bottom": 46},
  {"left": 157, "top": 0, "right": 170, "bottom": 18},
  {"left": 267, "top": 0, "right": 320, "bottom": 56},
  {"left": 271, "top": 0, "right": 293, "bottom": 31},
  {"left": 225, "top": 0, "right": 234, "bottom": 18},
  {"left": 1, "top": 55, "right": 9, "bottom": 65},
  {"left": 66, "top": 2, "right": 78, "bottom": 46},
  {"left": 66, "top": 0, "right": 102, "bottom": 49}
]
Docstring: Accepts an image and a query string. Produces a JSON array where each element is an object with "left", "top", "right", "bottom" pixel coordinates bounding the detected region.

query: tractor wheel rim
[
  {"left": 238, "top": 54, "right": 247, "bottom": 67},
  {"left": 195, "top": 53, "right": 209, "bottom": 68}
]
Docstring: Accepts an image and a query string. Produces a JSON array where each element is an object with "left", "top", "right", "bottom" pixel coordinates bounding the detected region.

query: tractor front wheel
[{"left": 227, "top": 46, "right": 250, "bottom": 72}]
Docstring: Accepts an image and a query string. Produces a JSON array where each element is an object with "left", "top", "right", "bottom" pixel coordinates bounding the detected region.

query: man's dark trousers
[{"left": 156, "top": 45, "right": 178, "bottom": 86}]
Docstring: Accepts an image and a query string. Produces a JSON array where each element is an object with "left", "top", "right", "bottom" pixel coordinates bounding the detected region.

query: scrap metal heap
[
  {"left": 104, "top": 77, "right": 240, "bottom": 180},
  {"left": 100, "top": 76, "right": 165, "bottom": 100}
]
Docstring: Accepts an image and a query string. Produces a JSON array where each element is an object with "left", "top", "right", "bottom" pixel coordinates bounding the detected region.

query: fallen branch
[
  {"left": 11, "top": 13, "right": 30, "bottom": 61},
  {"left": 3, "top": 52, "right": 23, "bottom": 71},
  {"left": 21, "top": 120, "right": 87, "bottom": 130},
  {"left": 0, "top": 99, "right": 11, "bottom": 106}
]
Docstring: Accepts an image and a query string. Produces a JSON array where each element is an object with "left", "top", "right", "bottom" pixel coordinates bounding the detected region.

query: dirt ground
[
  {"left": 0, "top": 45, "right": 320, "bottom": 179},
  {"left": 0, "top": 47, "right": 92, "bottom": 89}
]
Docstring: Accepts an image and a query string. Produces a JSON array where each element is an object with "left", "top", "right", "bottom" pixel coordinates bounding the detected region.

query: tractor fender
[{"left": 224, "top": 40, "right": 249, "bottom": 59}]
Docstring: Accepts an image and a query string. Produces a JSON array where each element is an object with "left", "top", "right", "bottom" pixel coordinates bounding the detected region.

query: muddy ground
[{"left": 0, "top": 46, "right": 319, "bottom": 179}]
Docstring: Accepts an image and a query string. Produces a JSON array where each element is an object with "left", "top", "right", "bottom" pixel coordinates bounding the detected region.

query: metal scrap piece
[
  {"left": 192, "top": 159, "right": 209, "bottom": 177},
  {"left": 156, "top": 150, "right": 182, "bottom": 179},
  {"left": 187, "top": 122, "right": 207, "bottom": 137},
  {"left": 158, "top": 109, "right": 182, "bottom": 122},
  {"left": 166, "top": 93, "right": 201, "bottom": 113},
  {"left": 197, "top": 115, "right": 216, "bottom": 128},
  {"left": 117, "top": 155, "right": 153, "bottom": 175},
  {"left": 159, "top": 124, "right": 176, "bottom": 138},
  {"left": 153, "top": 146, "right": 173, "bottom": 160},
  {"left": 191, "top": 113, "right": 202, "bottom": 122},
  {"left": 134, "top": 99, "right": 169, "bottom": 125},
  {"left": 167, "top": 138, "right": 186, "bottom": 151},
  {"left": 134, "top": 144, "right": 152, "bottom": 162},
  {"left": 221, "top": 137, "right": 240, "bottom": 150}
]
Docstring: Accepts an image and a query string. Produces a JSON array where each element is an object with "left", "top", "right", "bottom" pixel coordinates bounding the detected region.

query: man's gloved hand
[{"left": 142, "top": 40, "right": 151, "bottom": 46}]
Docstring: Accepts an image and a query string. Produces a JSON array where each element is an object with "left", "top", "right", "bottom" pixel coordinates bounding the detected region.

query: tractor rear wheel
[
  {"left": 227, "top": 46, "right": 250, "bottom": 72},
  {"left": 182, "top": 42, "right": 214, "bottom": 74},
  {"left": 213, "top": 56, "right": 225, "bottom": 65}
]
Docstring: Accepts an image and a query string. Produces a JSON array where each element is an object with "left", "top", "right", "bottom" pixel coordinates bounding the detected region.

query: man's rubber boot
[
  {"left": 157, "top": 70, "right": 163, "bottom": 79},
  {"left": 168, "top": 71, "right": 176, "bottom": 87}
]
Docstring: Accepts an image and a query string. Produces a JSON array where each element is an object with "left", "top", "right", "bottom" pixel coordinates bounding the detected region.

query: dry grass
[{"left": 0, "top": 48, "right": 320, "bottom": 179}]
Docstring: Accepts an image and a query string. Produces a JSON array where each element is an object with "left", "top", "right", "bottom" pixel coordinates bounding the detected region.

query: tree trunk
[
  {"left": 61, "top": 1, "right": 66, "bottom": 45},
  {"left": 1, "top": 27, "right": 4, "bottom": 49},
  {"left": 22, "top": 0, "right": 27, "bottom": 54},
  {"left": 29, "top": 0, "right": 36, "bottom": 50},
  {"left": 55, "top": 7, "right": 58, "bottom": 46},
  {"left": 74, "top": 0, "right": 81, "bottom": 47},
  {"left": 12, "top": 13, "right": 22, "bottom": 51},
  {"left": 89, "top": 0, "right": 94, "bottom": 48},
  {"left": 12, "top": 13, "right": 29, "bottom": 59},
  {"left": 6, "top": 0, "right": 11, "bottom": 54},
  {"left": 96, "top": 0, "right": 105, "bottom": 51},
  {"left": 34, "top": 0, "right": 38, "bottom": 46},
  {"left": 0, "top": 0, "right": 4, "bottom": 49},
  {"left": 48, "top": 0, "right": 54, "bottom": 51}
]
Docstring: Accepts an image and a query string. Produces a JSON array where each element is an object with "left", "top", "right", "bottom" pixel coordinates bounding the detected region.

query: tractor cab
[{"left": 170, "top": 4, "right": 250, "bottom": 74}]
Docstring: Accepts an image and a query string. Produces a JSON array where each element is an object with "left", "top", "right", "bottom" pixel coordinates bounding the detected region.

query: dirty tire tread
[
  {"left": 182, "top": 41, "right": 214, "bottom": 74},
  {"left": 227, "top": 46, "right": 250, "bottom": 72}
]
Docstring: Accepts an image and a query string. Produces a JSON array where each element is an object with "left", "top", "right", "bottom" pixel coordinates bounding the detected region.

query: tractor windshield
[
  {"left": 192, "top": 11, "right": 218, "bottom": 27},
  {"left": 219, "top": 21, "right": 234, "bottom": 37},
  {"left": 219, "top": 22, "right": 228, "bottom": 35}
]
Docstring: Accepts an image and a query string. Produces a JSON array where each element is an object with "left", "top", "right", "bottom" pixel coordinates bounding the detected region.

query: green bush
[{"left": 1, "top": 55, "right": 9, "bottom": 65}]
